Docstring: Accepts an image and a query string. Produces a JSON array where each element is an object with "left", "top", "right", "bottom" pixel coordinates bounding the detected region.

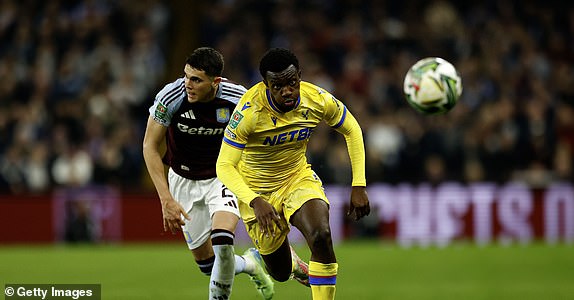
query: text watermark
[{"left": 4, "top": 284, "right": 100, "bottom": 300}]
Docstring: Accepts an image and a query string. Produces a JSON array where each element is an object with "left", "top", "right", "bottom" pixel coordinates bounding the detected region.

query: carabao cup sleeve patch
[
  {"left": 229, "top": 111, "right": 243, "bottom": 129},
  {"left": 154, "top": 102, "right": 168, "bottom": 123}
]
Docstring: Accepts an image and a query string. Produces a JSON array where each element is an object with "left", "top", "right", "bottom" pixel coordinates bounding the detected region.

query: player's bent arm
[
  {"left": 216, "top": 142, "right": 260, "bottom": 205},
  {"left": 335, "top": 112, "right": 367, "bottom": 187},
  {"left": 142, "top": 116, "right": 173, "bottom": 202}
]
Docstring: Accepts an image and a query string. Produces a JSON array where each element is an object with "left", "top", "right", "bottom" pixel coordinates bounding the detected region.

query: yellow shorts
[{"left": 240, "top": 169, "right": 329, "bottom": 255}]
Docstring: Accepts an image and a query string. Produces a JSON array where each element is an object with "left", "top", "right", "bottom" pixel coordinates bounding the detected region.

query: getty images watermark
[{"left": 4, "top": 284, "right": 101, "bottom": 300}]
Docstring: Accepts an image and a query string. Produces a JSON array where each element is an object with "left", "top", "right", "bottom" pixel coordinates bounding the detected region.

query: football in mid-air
[{"left": 403, "top": 57, "right": 462, "bottom": 115}]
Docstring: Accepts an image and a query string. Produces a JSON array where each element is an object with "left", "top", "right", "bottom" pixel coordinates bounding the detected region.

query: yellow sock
[{"left": 309, "top": 261, "right": 338, "bottom": 300}]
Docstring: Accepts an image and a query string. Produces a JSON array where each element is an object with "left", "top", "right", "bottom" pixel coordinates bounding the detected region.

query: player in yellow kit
[{"left": 216, "top": 48, "right": 370, "bottom": 300}]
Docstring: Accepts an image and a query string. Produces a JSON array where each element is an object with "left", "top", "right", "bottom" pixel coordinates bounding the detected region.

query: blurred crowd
[
  {"left": 197, "top": 0, "right": 574, "bottom": 187},
  {"left": 0, "top": 0, "right": 169, "bottom": 193},
  {"left": 0, "top": 0, "right": 572, "bottom": 195}
]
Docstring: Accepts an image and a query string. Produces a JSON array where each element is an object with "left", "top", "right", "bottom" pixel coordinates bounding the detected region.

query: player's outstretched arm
[
  {"left": 335, "top": 112, "right": 371, "bottom": 220},
  {"left": 142, "top": 116, "right": 189, "bottom": 232},
  {"left": 160, "top": 199, "right": 189, "bottom": 233}
]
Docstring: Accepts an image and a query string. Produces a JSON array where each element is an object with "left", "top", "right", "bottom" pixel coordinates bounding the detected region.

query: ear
[
  {"left": 213, "top": 76, "right": 222, "bottom": 87},
  {"left": 263, "top": 79, "right": 269, "bottom": 88}
]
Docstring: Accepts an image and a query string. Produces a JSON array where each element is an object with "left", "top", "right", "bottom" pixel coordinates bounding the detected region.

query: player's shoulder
[
  {"left": 156, "top": 77, "right": 186, "bottom": 107},
  {"left": 302, "top": 81, "right": 332, "bottom": 95},
  {"left": 242, "top": 81, "right": 265, "bottom": 97},
  {"left": 300, "top": 81, "right": 333, "bottom": 104},
  {"left": 218, "top": 78, "right": 248, "bottom": 105},
  {"left": 228, "top": 82, "right": 266, "bottom": 125},
  {"left": 240, "top": 82, "right": 267, "bottom": 111}
]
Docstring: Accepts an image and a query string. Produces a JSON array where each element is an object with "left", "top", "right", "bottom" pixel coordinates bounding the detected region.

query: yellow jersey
[{"left": 217, "top": 81, "right": 366, "bottom": 205}]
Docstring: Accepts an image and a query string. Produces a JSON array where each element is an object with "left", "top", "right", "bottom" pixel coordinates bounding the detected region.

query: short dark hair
[
  {"left": 259, "top": 48, "right": 300, "bottom": 78},
  {"left": 185, "top": 47, "right": 224, "bottom": 77}
]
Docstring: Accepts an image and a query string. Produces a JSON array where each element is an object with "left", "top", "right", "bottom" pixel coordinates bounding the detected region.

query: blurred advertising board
[
  {"left": 1, "top": 183, "right": 572, "bottom": 246},
  {"left": 52, "top": 186, "right": 121, "bottom": 243},
  {"left": 321, "top": 182, "right": 573, "bottom": 247}
]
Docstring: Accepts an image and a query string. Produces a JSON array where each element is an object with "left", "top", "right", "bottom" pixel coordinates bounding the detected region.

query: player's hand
[
  {"left": 161, "top": 197, "right": 190, "bottom": 233},
  {"left": 347, "top": 186, "right": 370, "bottom": 221},
  {"left": 250, "top": 197, "right": 283, "bottom": 237}
]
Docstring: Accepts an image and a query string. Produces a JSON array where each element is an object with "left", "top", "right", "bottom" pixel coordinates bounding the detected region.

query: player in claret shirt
[
  {"left": 143, "top": 47, "right": 279, "bottom": 299},
  {"left": 216, "top": 48, "right": 371, "bottom": 300}
]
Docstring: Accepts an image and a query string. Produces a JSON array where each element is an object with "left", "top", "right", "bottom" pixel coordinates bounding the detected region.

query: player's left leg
[
  {"left": 291, "top": 199, "right": 337, "bottom": 300},
  {"left": 208, "top": 180, "right": 273, "bottom": 300},
  {"left": 209, "top": 211, "right": 238, "bottom": 299},
  {"left": 211, "top": 211, "right": 274, "bottom": 300}
]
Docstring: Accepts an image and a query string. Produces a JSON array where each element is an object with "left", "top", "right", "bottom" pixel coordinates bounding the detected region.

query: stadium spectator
[
  {"left": 203, "top": 0, "right": 572, "bottom": 187},
  {"left": 0, "top": 0, "right": 167, "bottom": 192},
  {"left": 0, "top": 0, "right": 571, "bottom": 193}
]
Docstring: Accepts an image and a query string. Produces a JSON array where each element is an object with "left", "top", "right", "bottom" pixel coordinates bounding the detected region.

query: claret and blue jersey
[{"left": 148, "top": 77, "right": 246, "bottom": 179}]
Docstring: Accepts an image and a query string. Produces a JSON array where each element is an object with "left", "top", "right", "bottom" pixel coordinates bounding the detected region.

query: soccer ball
[{"left": 403, "top": 57, "right": 462, "bottom": 115}]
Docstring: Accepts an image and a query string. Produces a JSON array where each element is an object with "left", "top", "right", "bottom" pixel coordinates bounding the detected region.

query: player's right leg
[
  {"left": 257, "top": 237, "right": 295, "bottom": 282},
  {"left": 245, "top": 231, "right": 309, "bottom": 287},
  {"left": 240, "top": 194, "right": 309, "bottom": 288}
]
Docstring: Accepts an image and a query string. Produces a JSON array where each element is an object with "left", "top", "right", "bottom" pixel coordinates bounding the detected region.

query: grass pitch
[{"left": 1, "top": 241, "right": 572, "bottom": 300}]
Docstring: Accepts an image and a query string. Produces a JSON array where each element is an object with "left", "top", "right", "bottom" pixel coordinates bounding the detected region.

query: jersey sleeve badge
[
  {"left": 154, "top": 102, "right": 168, "bottom": 123},
  {"left": 229, "top": 111, "right": 244, "bottom": 129}
]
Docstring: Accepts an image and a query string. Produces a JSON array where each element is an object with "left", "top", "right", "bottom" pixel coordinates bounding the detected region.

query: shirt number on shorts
[
  {"left": 221, "top": 185, "right": 233, "bottom": 198},
  {"left": 221, "top": 185, "right": 237, "bottom": 208}
]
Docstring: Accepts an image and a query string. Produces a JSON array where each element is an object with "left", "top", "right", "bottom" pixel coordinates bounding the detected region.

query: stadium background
[{"left": 0, "top": 0, "right": 573, "bottom": 299}]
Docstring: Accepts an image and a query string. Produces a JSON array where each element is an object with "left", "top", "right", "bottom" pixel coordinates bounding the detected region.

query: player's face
[
  {"left": 264, "top": 65, "right": 301, "bottom": 112},
  {"left": 183, "top": 64, "right": 220, "bottom": 103}
]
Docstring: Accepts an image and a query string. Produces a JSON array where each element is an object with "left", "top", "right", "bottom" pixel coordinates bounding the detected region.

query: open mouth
[{"left": 284, "top": 99, "right": 295, "bottom": 107}]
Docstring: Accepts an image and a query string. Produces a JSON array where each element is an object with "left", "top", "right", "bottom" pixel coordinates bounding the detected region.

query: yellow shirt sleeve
[
  {"left": 216, "top": 89, "right": 261, "bottom": 206},
  {"left": 336, "top": 111, "right": 367, "bottom": 187},
  {"left": 216, "top": 142, "right": 259, "bottom": 205},
  {"left": 320, "top": 91, "right": 367, "bottom": 187}
]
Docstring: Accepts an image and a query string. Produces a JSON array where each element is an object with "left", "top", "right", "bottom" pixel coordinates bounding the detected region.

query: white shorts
[{"left": 168, "top": 168, "right": 240, "bottom": 250}]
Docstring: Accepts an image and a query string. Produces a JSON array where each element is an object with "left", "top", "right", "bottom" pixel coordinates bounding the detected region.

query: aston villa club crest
[{"left": 216, "top": 108, "right": 230, "bottom": 123}]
